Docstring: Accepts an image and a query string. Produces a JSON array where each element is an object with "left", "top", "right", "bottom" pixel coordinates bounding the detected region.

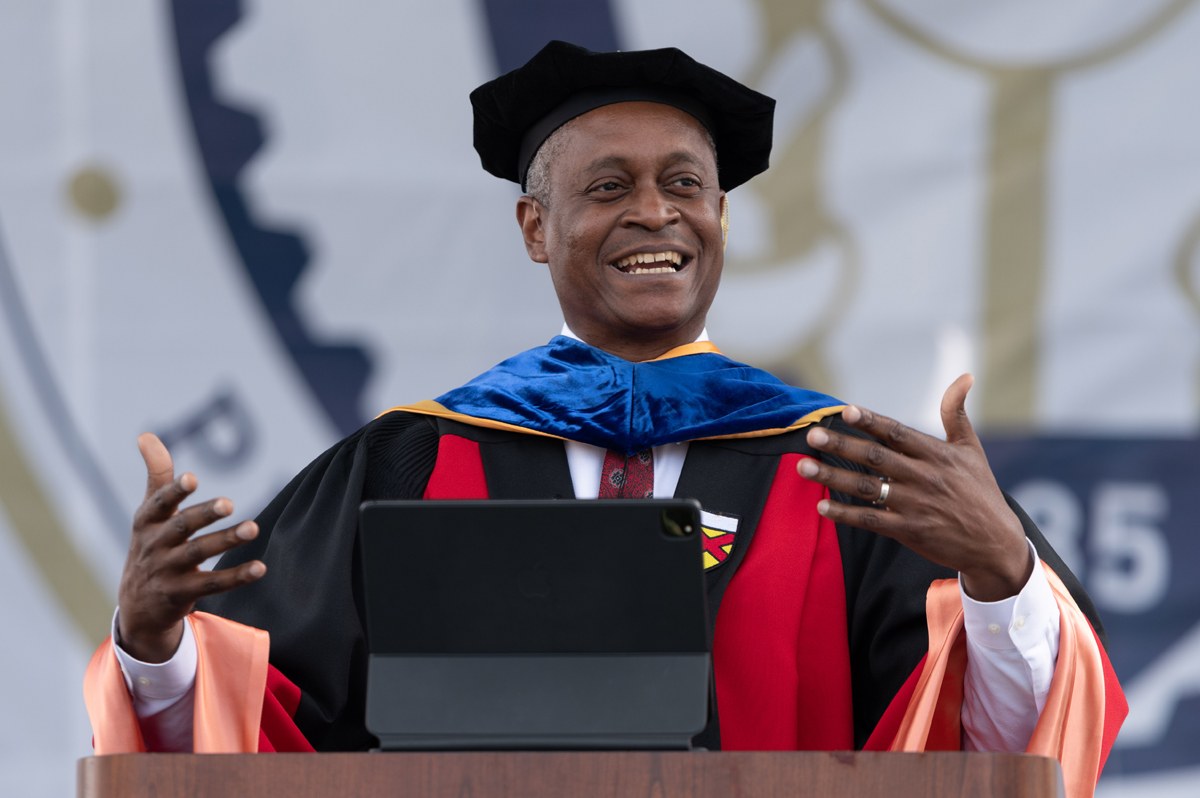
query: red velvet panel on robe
[
  {"left": 258, "top": 665, "right": 315, "bottom": 752},
  {"left": 713, "top": 453, "right": 854, "bottom": 750},
  {"left": 423, "top": 434, "right": 489, "bottom": 500}
]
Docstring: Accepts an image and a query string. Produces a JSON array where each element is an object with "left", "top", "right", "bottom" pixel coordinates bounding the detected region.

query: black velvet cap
[{"left": 470, "top": 40, "right": 776, "bottom": 191}]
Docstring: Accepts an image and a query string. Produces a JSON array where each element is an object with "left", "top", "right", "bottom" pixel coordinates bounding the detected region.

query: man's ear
[{"left": 515, "top": 196, "right": 549, "bottom": 264}]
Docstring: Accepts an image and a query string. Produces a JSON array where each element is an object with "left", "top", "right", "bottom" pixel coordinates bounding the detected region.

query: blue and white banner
[{"left": 1, "top": 1, "right": 1198, "bottom": 794}]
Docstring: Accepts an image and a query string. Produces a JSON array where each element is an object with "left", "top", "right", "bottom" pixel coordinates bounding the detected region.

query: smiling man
[
  {"left": 516, "top": 103, "right": 722, "bottom": 362},
  {"left": 85, "top": 42, "right": 1124, "bottom": 797}
]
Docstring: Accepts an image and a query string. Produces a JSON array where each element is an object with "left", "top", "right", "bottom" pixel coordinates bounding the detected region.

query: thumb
[
  {"left": 138, "top": 432, "right": 175, "bottom": 499},
  {"left": 940, "top": 374, "right": 979, "bottom": 445}
]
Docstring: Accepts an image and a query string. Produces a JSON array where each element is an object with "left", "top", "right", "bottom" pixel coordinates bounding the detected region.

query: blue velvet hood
[{"left": 386, "top": 336, "right": 844, "bottom": 456}]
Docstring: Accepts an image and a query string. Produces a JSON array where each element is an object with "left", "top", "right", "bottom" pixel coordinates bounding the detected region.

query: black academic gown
[{"left": 200, "top": 411, "right": 1103, "bottom": 751}]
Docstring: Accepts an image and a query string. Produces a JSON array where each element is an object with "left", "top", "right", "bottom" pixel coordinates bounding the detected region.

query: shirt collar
[{"left": 560, "top": 322, "right": 710, "bottom": 344}]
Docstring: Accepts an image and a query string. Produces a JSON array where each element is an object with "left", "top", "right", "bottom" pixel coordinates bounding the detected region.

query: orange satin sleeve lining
[
  {"left": 191, "top": 612, "right": 270, "bottom": 753},
  {"left": 82, "top": 631, "right": 146, "bottom": 755},
  {"left": 83, "top": 612, "right": 269, "bottom": 754},
  {"left": 889, "top": 578, "right": 965, "bottom": 753},
  {"left": 890, "top": 566, "right": 1109, "bottom": 798},
  {"left": 1027, "top": 567, "right": 1107, "bottom": 798}
]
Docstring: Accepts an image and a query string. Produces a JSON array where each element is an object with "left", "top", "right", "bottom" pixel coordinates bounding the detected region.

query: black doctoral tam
[{"left": 470, "top": 40, "right": 776, "bottom": 191}]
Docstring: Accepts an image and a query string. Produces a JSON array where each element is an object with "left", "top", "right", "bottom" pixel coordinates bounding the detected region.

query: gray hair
[
  {"left": 523, "top": 115, "right": 717, "bottom": 207},
  {"left": 524, "top": 118, "right": 578, "bottom": 206}
]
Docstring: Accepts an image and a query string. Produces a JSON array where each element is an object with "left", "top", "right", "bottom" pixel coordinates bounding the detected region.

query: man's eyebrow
[
  {"left": 582, "top": 155, "right": 632, "bottom": 173},
  {"left": 661, "top": 151, "right": 706, "bottom": 168}
]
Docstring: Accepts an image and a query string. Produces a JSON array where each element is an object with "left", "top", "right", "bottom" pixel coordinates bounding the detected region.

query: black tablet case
[{"left": 359, "top": 499, "right": 710, "bottom": 750}]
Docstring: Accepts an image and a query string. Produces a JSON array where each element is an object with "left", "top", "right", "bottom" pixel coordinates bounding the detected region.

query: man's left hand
[{"left": 799, "top": 374, "right": 1033, "bottom": 602}]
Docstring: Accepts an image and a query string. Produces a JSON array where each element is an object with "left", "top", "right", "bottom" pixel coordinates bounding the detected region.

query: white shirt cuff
[
  {"left": 111, "top": 609, "right": 199, "bottom": 717},
  {"left": 959, "top": 538, "right": 1061, "bottom": 712}
]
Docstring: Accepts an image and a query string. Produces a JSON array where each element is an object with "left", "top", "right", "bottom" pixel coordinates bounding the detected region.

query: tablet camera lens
[{"left": 662, "top": 510, "right": 696, "bottom": 537}]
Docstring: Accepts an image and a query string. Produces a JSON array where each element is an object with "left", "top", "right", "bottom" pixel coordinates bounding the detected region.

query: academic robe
[{"left": 84, "top": 339, "right": 1126, "bottom": 798}]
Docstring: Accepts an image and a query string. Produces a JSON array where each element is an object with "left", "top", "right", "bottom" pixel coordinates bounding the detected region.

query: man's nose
[{"left": 621, "top": 184, "right": 680, "bottom": 231}]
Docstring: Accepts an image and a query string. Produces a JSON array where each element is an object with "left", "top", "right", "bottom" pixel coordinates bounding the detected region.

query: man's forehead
[
  {"left": 565, "top": 103, "right": 716, "bottom": 168},
  {"left": 574, "top": 101, "right": 711, "bottom": 135}
]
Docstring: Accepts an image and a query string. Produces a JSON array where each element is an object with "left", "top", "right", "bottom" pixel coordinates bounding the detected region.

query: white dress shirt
[
  {"left": 113, "top": 324, "right": 1060, "bottom": 752},
  {"left": 111, "top": 609, "right": 197, "bottom": 752}
]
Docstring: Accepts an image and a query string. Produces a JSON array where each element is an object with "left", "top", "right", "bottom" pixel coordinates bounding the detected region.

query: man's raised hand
[
  {"left": 798, "top": 374, "right": 1033, "bottom": 602},
  {"left": 116, "top": 433, "right": 266, "bottom": 663}
]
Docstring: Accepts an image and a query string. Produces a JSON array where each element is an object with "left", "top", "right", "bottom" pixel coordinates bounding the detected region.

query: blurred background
[{"left": 1, "top": 0, "right": 1198, "bottom": 794}]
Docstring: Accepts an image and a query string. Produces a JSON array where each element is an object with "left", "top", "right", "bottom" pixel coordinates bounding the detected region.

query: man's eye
[
  {"left": 596, "top": 181, "right": 623, "bottom": 192},
  {"left": 671, "top": 177, "right": 700, "bottom": 188}
]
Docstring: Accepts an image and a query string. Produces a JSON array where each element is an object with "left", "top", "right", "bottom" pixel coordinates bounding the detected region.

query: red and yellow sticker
[{"left": 700, "top": 510, "right": 739, "bottom": 570}]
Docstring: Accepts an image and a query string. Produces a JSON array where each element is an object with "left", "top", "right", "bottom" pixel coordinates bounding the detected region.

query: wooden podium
[{"left": 78, "top": 751, "right": 1065, "bottom": 797}]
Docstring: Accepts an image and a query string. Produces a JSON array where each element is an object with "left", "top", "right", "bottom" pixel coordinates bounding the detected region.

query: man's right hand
[{"left": 116, "top": 433, "right": 266, "bottom": 663}]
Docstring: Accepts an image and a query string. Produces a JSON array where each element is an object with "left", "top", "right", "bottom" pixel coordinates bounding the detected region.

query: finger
[
  {"left": 805, "top": 425, "right": 920, "bottom": 480},
  {"left": 839, "top": 405, "right": 941, "bottom": 459},
  {"left": 168, "top": 521, "right": 259, "bottom": 569},
  {"left": 134, "top": 473, "right": 203, "bottom": 528},
  {"left": 138, "top": 433, "right": 177, "bottom": 500},
  {"left": 940, "top": 373, "right": 979, "bottom": 446},
  {"left": 153, "top": 497, "right": 234, "bottom": 546},
  {"left": 816, "top": 497, "right": 907, "bottom": 538},
  {"left": 174, "top": 560, "right": 266, "bottom": 603},
  {"left": 797, "top": 457, "right": 892, "bottom": 505}
]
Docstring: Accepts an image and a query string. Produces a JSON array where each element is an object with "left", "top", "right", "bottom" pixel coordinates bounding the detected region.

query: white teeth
[{"left": 613, "top": 251, "right": 685, "bottom": 271}]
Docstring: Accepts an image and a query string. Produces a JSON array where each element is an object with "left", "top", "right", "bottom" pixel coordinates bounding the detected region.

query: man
[{"left": 86, "top": 42, "right": 1124, "bottom": 795}]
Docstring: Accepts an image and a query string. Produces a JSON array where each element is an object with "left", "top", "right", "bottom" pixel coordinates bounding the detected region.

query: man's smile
[{"left": 610, "top": 249, "right": 689, "bottom": 275}]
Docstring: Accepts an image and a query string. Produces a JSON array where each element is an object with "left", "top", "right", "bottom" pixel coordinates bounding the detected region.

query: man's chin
[
  {"left": 611, "top": 309, "right": 704, "bottom": 343},
  {"left": 598, "top": 264, "right": 716, "bottom": 324}
]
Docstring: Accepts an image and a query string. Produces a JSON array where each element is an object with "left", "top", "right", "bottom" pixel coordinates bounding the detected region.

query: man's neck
[{"left": 560, "top": 322, "right": 709, "bottom": 362}]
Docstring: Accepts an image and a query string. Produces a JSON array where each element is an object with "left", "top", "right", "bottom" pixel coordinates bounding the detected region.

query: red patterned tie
[{"left": 598, "top": 449, "right": 655, "bottom": 499}]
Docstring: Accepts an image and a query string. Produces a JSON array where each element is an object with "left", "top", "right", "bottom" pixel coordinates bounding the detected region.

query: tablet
[{"left": 359, "top": 499, "right": 710, "bottom": 750}]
